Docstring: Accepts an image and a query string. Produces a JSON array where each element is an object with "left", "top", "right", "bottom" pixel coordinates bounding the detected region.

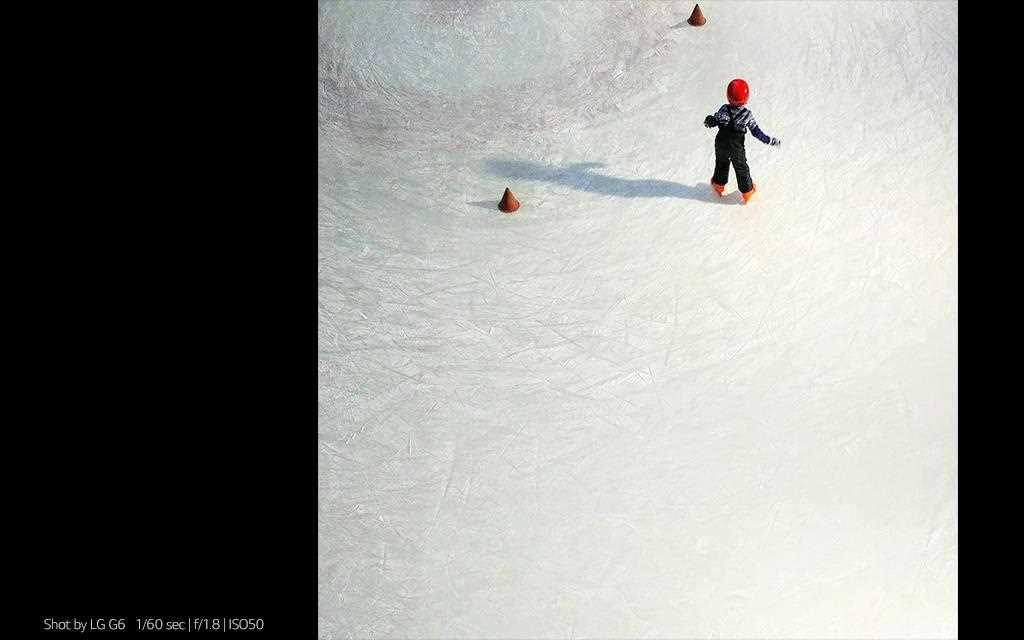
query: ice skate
[{"left": 741, "top": 183, "right": 757, "bottom": 204}]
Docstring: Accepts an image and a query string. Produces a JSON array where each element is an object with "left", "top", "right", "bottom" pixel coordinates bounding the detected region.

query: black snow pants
[{"left": 712, "top": 129, "right": 753, "bottom": 194}]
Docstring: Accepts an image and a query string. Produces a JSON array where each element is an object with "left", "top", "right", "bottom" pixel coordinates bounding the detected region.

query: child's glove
[
  {"left": 770, "top": 137, "right": 782, "bottom": 146},
  {"left": 704, "top": 115, "right": 717, "bottom": 128}
]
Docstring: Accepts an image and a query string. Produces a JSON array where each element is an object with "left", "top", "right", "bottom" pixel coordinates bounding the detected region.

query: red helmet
[{"left": 727, "top": 79, "right": 749, "bottom": 106}]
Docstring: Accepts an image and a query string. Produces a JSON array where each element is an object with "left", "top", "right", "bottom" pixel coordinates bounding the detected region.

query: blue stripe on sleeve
[
  {"left": 749, "top": 123, "right": 771, "bottom": 144},
  {"left": 714, "top": 105, "right": 730, "bottom": 126}
]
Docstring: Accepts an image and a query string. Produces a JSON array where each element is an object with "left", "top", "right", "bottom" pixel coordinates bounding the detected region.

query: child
[{"left": 704, "top": 79, "right": 780, "bottom": 203}]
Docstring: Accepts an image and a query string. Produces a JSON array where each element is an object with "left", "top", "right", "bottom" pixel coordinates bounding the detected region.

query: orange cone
[
  {"left": 498, "top": 187, "right": 520, "bottom": 213},
  {"left": 687, "top": 4, "right": 706, "bottom": 27}
]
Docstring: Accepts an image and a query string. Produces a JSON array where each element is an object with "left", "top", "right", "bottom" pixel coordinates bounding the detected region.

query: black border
[{"left": 14, "top": 2, "right": 312, "bottom": 635}]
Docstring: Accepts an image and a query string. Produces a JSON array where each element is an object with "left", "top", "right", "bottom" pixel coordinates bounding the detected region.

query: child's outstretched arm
[{"left": 749, "top": 120, "right": 781, "bottom": 146}]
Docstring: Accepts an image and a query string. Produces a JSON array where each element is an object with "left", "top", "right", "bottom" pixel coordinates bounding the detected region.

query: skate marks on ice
[
  {"left": 485, "top": 159, "right": 736, "bottom": 206},
  {"left": 318, "top": 2, "right": 679, "bottom": 152}
]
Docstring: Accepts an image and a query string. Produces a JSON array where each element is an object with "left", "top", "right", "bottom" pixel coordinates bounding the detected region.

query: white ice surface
[{"left": 318, "top": 2, "right": 957, "bottom": 638}]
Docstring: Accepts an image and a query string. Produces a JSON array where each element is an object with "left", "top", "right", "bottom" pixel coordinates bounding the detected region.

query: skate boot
[
  {"left": 710, "top": 181, "right": 725, "bottom": 197},
  {"left": 741, "top": 184, "right": 757, "bottom": 204}
]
